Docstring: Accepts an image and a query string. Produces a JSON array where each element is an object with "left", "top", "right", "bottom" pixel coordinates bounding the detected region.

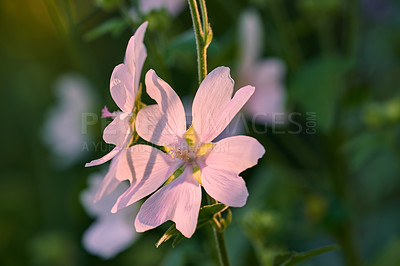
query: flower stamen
[{"left": 167, "top": 142, "right": 196, "bottom": 162}]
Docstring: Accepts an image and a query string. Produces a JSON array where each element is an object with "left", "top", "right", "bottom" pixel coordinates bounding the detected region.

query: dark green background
[{"left": 1, "top": 0, "right": 400, "bottom": 265}]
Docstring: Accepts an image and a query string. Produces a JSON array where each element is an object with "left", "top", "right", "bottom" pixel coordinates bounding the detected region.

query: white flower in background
[
  {"left": 139, "top": 0, "right": 186, "bottom": 17},
  {"left": 81, "top": 173, "right": 138, "bottom": 259},
  {"left": 214, "top": 10, "right": 287, "bottom": 140},
  {"left": 42, "top": 74, "right": 97, "bottom": 168},
  {"left": 238, "top": 10, "right": 286, "bottom": 125}
]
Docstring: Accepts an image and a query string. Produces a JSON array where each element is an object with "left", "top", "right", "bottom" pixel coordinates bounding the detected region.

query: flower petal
[
  {"left": 209, "top": 86, "right": 254, "bottom": 142},
  {"left": 103, "top": 112, "right": 132, "bottom": 148},
  {"left": 200, "top": 166, "right": 248, "bottom": 207},
  {"left": 85, "top": 147, "right": 121, "bottom": 167},
  {"left": 198, "top": 135, "right": 265, "bottom": 207},
  {"left": 125, "top": 21, "right": 148, "bottom": 91},
  {"left": 192, "top": 67, "right": 255, "bottom": 143},
  {"left": 112, "top": 145, "right": 182, "bottom": 212},
  {"left": 192, "top": 67, "right": 234, "bottom": 142},
  {"left": 134, "top": 165, "right": 201, "bottom": 238},
  {"left": 213, "top": 114, "right": 245, "bottom": 141},
  {"left": 198, "top": 88, "right": 255, "bottom": 143},
  {"left": 135, "top": 105, "right": 179, "bottom": 147},
  {"left": 110, "top": 64, "right": 135, "bottom": 113},
  {"left": 204, "top": 135, "right": 265, "bottom": 174},
  {"left": 94, "top": 159, "right": 120, "bottom": 202},
  {"left": 94, "top": 149, "right": 133, "bottom": 201},
  {"left": 136, "top": 70, "right": 186, "bottom": 146}
]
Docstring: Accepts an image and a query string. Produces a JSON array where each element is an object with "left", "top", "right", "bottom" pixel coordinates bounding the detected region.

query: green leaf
[
  {"left": 84, "top": 18, "right": 127, "bottom": 41},
  {"left": 156, "top": 203, "right": 227, "bottom": 248},
  {"left": 273, "top": 245, "right": 339, "bottom": 266}
]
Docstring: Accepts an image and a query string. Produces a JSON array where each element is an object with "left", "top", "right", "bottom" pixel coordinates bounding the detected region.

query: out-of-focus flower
[
  {"left": 111, "top": 67, "right": 265, "bottom": 238},
  {"left": 42, "top": 74, "right": 97, "bottom": 168},
  {"left": 139, "top": 0, "right": 186, "bottom": 17},
  {"left": 85, "top": 21, "right": 148, "bottom": 201},
  {"left": 238, "top": 10, "right": 286, "bottom": 125},
  {"left": 81, "top": 173, "right": 138, "bottom": 259}
]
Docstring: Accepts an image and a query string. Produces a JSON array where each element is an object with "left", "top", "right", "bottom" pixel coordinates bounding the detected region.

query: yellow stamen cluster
[{"left": 162, "top": 126, "right": 215, "bottom": 186}]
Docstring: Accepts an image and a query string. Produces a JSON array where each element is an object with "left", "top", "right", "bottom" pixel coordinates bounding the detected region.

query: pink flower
[
  {"left": 85, "top": 21, "right": 148, "bottom": 201},
  {"left": 111, "top": 67, "right": 265, "bottom": 238},
  {"left": 81, "top": 173, "right": 138, "bottom": 259},
  {"left": 238, "top": 10, "right": 286, "bottom": 124}
]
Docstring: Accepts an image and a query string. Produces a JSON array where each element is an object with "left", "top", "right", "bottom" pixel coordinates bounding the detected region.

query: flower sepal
[
  {"left": 211, "top": 206, "right": 232, "bottom": 233},
  {"left": 127, "top": 83, "right": 147, "bottom": 146},
  {"left": 155, "top": 203, "right": 229, "bottom": 248},
  {"left": 133, "top": 82, "right": 147, "bottom": 111}
]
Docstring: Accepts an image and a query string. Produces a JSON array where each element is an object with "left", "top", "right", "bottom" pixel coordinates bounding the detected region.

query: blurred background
[{"left": 1, "top": 0, "right": 400, "bottom": 265}]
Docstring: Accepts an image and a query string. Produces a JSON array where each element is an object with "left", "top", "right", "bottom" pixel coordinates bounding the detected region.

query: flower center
[{"left": 167, "top": 142, "right": 196, "bottom": 162}]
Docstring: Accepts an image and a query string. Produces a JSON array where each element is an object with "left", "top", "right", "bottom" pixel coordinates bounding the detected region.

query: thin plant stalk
[{"left": 187, "top": 1, "right": 230, "bottom": 265}]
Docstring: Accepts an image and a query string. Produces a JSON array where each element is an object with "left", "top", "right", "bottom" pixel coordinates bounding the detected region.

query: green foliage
[
  {"left": 84, "top": 18, "right": 127, "bottom": 41},
  {"left": 298, "top": 0, "right": 341, "bottom": 16},
  {"left": 273, "top": 245, "right": 339, "bottom": 266},
  {"left": 28, "top": 231, "right": 77, "bottom": 266},
  {"left": 144, "top": 9, "right": 172, "bottom": 31},
  {"left": 290, "top": 56, "right": 354, "bottom": 132},
  {"left": 242, "top": 210, "right": 280, "bottom": 242},
  {"left": 96, "top": 0, "right": 122, "bottom": 10},
  {"left": 363, "top": 98, "right": 400, "bottom": 128},
  {"left": 371, "top": 238, "right": 400, "bottom": 266}
]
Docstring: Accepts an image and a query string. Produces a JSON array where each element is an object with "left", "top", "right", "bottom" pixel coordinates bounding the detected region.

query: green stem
[
  {"left": 213, "top": 225, "right": 230, "bottom": 266},
  {"left": 199, "top": 0, "right": 208, "bottom": 38},
  {"left": 188, "top": 0, "right": 207, "bottom": 83},
  {"left": 188, "top": 1, "right": 230, "bottom": 265},
  {"left": 206, "top": 195, "right": 230, "bottom": 266}
]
